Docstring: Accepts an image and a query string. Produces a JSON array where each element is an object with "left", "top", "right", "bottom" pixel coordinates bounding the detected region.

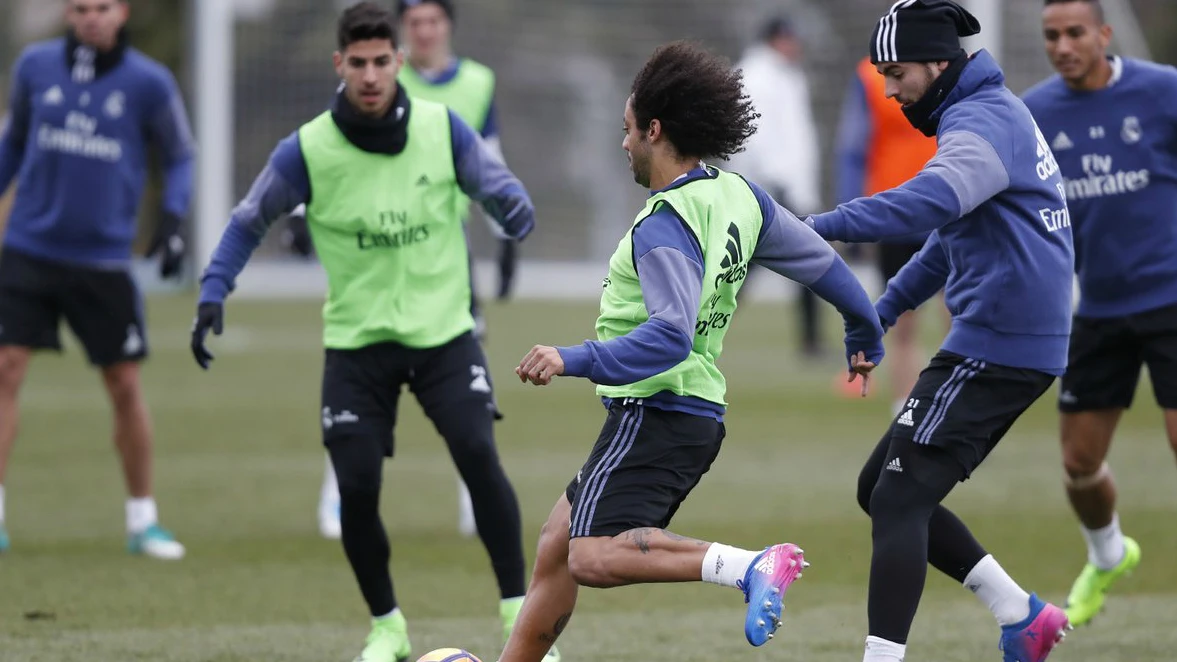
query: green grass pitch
[{"left": 0, "top": 295, "right": 1174, "bottom": 661}]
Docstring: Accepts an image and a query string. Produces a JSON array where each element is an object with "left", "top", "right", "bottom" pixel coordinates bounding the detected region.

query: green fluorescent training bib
[
  {"left": 398, "top": 60, "right": 495, "bottom": 222},
  {"left": 299, "top": 98, "right": 472, "bottom": 350},
  {"left": 596, "top": 167, "right": 764, "bottom": 407}
]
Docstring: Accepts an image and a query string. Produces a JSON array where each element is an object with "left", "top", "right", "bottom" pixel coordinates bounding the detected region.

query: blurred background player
[
  {"left": 728, "top": 16, "right": 828, "bottom": 358},
  {"left": 835, "top": 54, "right": 944, "bottom": 413},
  {"left": 316, "top": 0, "right": 512, "bottom": 540},
  {"left": 808, "top": 1, "right": 1074, "bottom": 660},
  {"left": 499, "top": 40, "right": 883, "bottom": 662},
  {"left": 0, "top": 0, "right": 192, "bottom": 559},
  {"left": 190, "top": 4, "right": 541, "bottom": 660},
  {"left": 1023, "top": 0, "right": 1177, "bottom": 627}
]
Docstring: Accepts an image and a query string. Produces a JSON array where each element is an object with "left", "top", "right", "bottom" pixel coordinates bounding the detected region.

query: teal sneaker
[
  {"left": 356, "top": 612, "right": 412, "bottom": 662},
  {"left": 0, "top": 522, "right": 9, "bottom": 553},
  {"left": 501, "top": 597, "right": 560, "bottom": 661},
  {"left": 127, "top": 524, "right": 185, "bottom": 560}
]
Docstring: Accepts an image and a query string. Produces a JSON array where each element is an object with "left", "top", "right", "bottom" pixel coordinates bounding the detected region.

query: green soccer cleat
[
  {"left": 356, "top": 612, "right": 412, "bottom": 662},
  {"left": 1065, "top": 536, "right": 1141, "bottom": 626},
  {"left": 501, "top": 598, "right": 560, "bottom": 661},
  {"left": 0, "top": 522, "right": 9, "bottom": 553}
]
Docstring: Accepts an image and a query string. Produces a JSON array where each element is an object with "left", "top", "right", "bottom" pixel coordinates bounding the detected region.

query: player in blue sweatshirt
[
  {"left": 806, "top": 2, "right": 1073, "bottom": 661},
  {"left": 1022, "top": 0, "right": 1171, "bottom": 627},
  {"left": 0, "top": 0, "right": 193, "bottom": 559}
]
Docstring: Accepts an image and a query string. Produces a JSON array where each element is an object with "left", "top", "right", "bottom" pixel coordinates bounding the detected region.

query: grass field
[{"left": 0, "top": 294, "right": 1174, "bottom": 661}]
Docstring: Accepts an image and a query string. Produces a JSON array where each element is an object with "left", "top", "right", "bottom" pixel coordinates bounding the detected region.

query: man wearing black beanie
[{"left": 806, "top": 1, "right": 1075, "bottom": 660}]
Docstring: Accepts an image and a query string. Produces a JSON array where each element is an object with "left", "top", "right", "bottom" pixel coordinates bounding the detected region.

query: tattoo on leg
[
  {"left": 662, "top": 530, "right": 709, "bottom": 546},
  {"left": 624, "top": 528, "right": 708, "bottom": 553},
  {"left": 538, "top": 612, "right": 572, "bottom": 644},
  {"left": 626, "top": 528, "right": 652, "bottom": 553}
]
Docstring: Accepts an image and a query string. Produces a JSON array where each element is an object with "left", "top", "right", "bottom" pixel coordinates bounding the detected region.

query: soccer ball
[{"left": 416, "top": 649, "right": 482, "bottom": 662}]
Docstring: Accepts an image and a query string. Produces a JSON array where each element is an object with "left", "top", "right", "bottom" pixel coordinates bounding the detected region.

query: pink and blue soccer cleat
[
  {"left": 999, "top": 593, "right": 1071, "bottom": 662},
  {"left": 737, "top": 543, "right": 807, "bottom": 646}
]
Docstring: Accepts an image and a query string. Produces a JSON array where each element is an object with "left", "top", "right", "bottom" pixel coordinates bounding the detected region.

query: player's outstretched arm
[
  {"left": 449, "top": 110, "right": 535, "bottom": 241},
  {"left": 746, "top": 182, "right": 884, "bottom": 377},
  {"left": 808, "top": 130, "right": 1010, "bottom": 243},
  {"left": 0, "top": 52, "right": 33, "bottom": 193},
  {"left": 191, "top": 133, "right": 309, "bottom": 370},
  {"left": 875, "top": 233, "right": 950, "bottom": 331},
  {"left": 518, "top": 208, "right": 701, "bottom": 386}
]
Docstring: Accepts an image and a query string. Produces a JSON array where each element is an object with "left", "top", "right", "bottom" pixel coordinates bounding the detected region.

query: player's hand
[
  {"left": 147, "top": 211, "right": 186, "bottom": 279},
  {"left": 280, "top": 208, "right": 314, "bottom": 258},
  {"left": 848, "top": 350, "right": 876, "bottom": 398},
  {"left": 191, "top": 302, "right": 224, "bottom": 370},
  {"left": 497, "top": 238, "right": 518, "bottom": 301},
  {"left": 516, "top": 345, "right": 564, "bottom": 386}
]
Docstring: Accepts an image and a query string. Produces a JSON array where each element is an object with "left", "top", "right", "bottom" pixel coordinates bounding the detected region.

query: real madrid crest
[
  {"left": 1121, "top": 115, "right": 1142, "bottom": 145},
  {"left": 104, "top": 91, "right": 125, "bottom": 119}
]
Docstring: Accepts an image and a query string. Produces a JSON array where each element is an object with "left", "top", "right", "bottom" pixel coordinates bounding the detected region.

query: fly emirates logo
[
  {"left": 1034, "top": 125, "right": 1070, "bottom": 233},
  {"left": 1065, "top": 153, "right": 1150, "bottom": 201},
  {"left": 37, "top": 111, "right": 122, "bottom": 163}
]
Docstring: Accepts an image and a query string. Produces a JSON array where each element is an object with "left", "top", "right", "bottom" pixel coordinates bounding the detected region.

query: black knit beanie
[{"left": 869, "top": 0, "right": 981, "bottom": 64}]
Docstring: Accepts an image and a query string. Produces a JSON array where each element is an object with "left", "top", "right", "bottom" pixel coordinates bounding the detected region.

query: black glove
[
  {"left": 147, "top": 211, "right": 186, "bottom": 279},
  {"left": 191, "top": 302, "right": 224, "bottom": 370},
  {"left": 497, "top": 238, "right": 518, "bottom": 301},
  {"left": 281, "top": 209, "right": 314, "bottom": 258}
]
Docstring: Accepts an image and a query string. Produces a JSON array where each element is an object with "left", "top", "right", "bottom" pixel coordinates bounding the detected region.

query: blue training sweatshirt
[
  {"left": 809, "top": 50, "right": 1074, "bottom": 375},
  {"left": 0, "top": 38, "right": 195, "bottom": 265},
  {"left": 557, "top": 167, "right": 886, "bottom": 421},
  {"left": 1023, "top": 57, "right": 1177, "bottom": 319}
]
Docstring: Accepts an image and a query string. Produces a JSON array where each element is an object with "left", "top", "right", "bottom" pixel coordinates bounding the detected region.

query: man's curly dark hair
[{"left": 629, "top": 41, "right": 759, "bottom": 161}]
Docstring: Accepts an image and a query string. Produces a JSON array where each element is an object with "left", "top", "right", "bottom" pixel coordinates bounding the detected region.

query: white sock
[
  {"left": 0, "top": 484, "right": 6, "bottom": 522},
  {"left": 126, "top": 497, "right": 158, "bottom": 534},
  {"left": 863, "top": 635, "right": 906, "bottom": 661},
  {"left": 1081, "top": 513, "right": 1125, "bottom": 570},
  {"left": 701, "top": 543, "right": 760, "bottom": 588},
  {"left": 321, "top": 453, "right": 339, "bottom": 507},
  {"left": 963, "top": 555, "right": 1031, "bottom": 625}
]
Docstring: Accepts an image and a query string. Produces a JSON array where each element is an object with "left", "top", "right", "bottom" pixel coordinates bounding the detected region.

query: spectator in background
[
  {"left": 835, "top": 55, "right": 944, "bottom": 412},
  {"left": 729, "top": 16, "right": 826, "bottom": 358}
]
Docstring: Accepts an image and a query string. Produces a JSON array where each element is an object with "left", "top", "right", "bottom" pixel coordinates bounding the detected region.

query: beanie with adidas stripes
[{"left": 870, "top": 0, "right": 981, "bottom": 64}]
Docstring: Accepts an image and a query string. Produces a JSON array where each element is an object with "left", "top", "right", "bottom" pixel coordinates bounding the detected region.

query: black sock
[
  {"left": 330, "top": 435, "right": 396, "bottom": 617},
  {"left": 858, "top": 434, "right": 987, "bottom": 586},
  {"left": 864, "top": 443, "right": 964, "bottom": 643},
  {"left": 440, "top": 411, "right": 527, "bottom": 599},
  {"left": 928, "top": 505, "right": 988, "bottom": 583}
]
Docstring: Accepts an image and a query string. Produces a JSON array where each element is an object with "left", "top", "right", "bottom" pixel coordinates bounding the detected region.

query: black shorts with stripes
[
  {"left": 888, "top": 350, "right": 1055, "bottom": 478},
  {"left": 565, "top": 399, "right": 725, "bottom": 538}
]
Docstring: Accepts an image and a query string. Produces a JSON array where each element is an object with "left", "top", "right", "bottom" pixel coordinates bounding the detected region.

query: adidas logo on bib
[
  {"left": 897, "top": 408, "right": 915, "bottom": 427},
  {"left": 886, "top": 458, "right": 903, "bottom": 473}
]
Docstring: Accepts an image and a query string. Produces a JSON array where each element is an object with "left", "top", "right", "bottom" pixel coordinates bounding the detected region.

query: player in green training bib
[
  {"left": 190, "top": 5, "right": 549, "bottom": 662},
  {"left": 378, "top": 0, "right": 511, "bottom": 540},
  {"left": 396, "top": 0, "right": 516, "bottom": 324},
  {"left": 498, "top": 42, "right": 885, "bottom": 662}
]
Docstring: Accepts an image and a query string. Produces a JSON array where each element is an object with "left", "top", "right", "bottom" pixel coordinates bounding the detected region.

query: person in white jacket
[{"left": 729, "top": 16, "right": 827, "bottom": 356}]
